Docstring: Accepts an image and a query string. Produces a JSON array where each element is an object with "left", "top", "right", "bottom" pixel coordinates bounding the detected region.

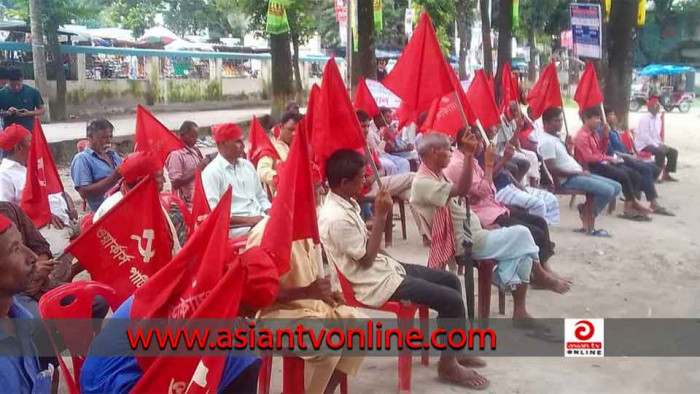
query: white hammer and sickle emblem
[{"left": 131, "top": 229, "right": 156, "bottom": 263}]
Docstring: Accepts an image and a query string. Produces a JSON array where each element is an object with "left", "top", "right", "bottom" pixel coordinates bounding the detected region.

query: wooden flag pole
[
  {"left": 562, "top": 109, "right": 571, "bottom": 138},
  {"left": 600, "top": 103, "right": 607, "bottom": 124},
  {"left": 364, "top": 144, "right": 383, "bottom": 188}
]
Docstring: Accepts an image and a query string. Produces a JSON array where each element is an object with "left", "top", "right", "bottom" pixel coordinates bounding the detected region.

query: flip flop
[
  {"left": 652, "top": 206, "right": 675, "bottom": 216},
  {"left": 618, "top": 212, "right": 651, "bottom": 222},
  {"left": 590, "top": 229, "right": 612, "bottom": 238}
]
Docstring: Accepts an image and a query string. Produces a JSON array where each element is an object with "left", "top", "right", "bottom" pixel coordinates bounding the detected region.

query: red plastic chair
[
  {"left": 76, "top": 140, "right": 90, "bottom": 212},
  {"left": 228, "top": 235, "right": 249, "bottom": 256},
  {"left": 334, "top": 263, "right": 429, "bottom": 393},
  {"left": 258, "top": 355, "right": 348, "bottom": 394},
  {"left": 160, "top": 192, "right": 194, "bottom": 237},
  {"left": 38, "top": 281, "right": 122, "bottom": 394},
  {"left": 79, "top": 213, "right": 94, "bottom": 233}
]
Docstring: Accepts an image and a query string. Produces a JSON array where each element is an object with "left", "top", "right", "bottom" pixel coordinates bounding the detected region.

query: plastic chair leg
[
  {"left": 399, "top": 200, "right": 407, "bottom": 240},
  {"left": 477, "top": 261, "right": 494, "bottom": 319},
  {"left": 258, "top": 355, "right": 272, "bottom": 394},
  {"left": 419, "top": 306, "right": 429, "bottom": 366},
  {"left": 498, "top": 290, "right": 506, "bottom": 315},
  {"left": 283, "top": 357, "right": 305, "bottom": 394},
  {"left": 397, "top": 312, "right": 415, "bottom": 393},
  {"left": 463, "top": 258, "right": 475, "bottom": 322}
]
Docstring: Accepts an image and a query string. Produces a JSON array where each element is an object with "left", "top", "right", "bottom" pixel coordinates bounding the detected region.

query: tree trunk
[
  {"left": 479, "top": 0, "right": 493, "bottom": 77},
  {"left": 605, "top": 0, "right": 638, "bottom": 129},
  {"left": 269, "top": 33, "right": 295, "bottom": 120},
  {"left": 456, "top": 0, "right": 475, "bottom": 79},
  {"left": 290, "top": 31, "right": 303, "bottom": 100},
  {"left": 46, "top": 21, "right": 66, "bottom": 121},
  {"left": 527, "top": 28, "right": 536, "bottom": 82},
  {"left": 495, "top": 0, "right": 512, "bottom": 101},
  {"left": 28, "top": 0, "right": 50, "bottom": 122},
  {"left": 353, "top": 0, "right": 376, "bottom": 85}
]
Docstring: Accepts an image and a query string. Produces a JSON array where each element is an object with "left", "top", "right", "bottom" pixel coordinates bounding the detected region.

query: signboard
[
  {"left": 560, "top": 30, "right": 573, "bottom": 49},
  {"left": 365, "top": 78, "right": 402, "bottom": 109},
  {"left": 570, "top": 4, "right": 602, "bottom": 59},
  {"left": 404, "top": 9, "right": 415, "bottom": 38}
]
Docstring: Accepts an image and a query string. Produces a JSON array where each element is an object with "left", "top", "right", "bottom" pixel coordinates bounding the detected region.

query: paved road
[{"left": 42, "top": 107, "right": 271, "bottom": 143}]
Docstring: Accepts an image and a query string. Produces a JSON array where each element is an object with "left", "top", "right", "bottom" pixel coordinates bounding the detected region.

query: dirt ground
[{"left": 55, "top": 107, "right": 700, "bottom": 393}]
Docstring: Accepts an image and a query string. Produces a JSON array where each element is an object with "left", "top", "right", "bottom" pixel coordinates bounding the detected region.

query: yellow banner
[
  {"left": 637, "top": 0, "right": 647, "bottom": 26},
  {"left": 604, "top": 0, "right": 611, "bottom": 22}
]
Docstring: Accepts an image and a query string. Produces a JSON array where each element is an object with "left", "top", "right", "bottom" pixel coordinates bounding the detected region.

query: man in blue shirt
[
  {"left": 599, "top": 107, "right": 673, "bottom": 216},
  {"left": 70, "top": 118, "right": 124, "bottom": 212},
  {"left": 0, "top": 213, "right": 53, "bottom": 393},
  {"left": 81, "top": 295, "right": 261, "bottom": 393},
  {"left": 0, "top": 69, "right": 45, "bottom": 132}
]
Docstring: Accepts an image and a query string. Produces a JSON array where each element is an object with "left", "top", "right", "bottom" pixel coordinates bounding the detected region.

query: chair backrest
[
  {"left": 228, "top": 235, "right": 249, "bottom": 256},
  {"left": 159, "top": 192, "right": 194, "bottom": 237},
  {"left": 80, "top": 213, "right": 94, "bottom": 233},
  {"left": 332, "top": 263, "right": 363, "bottom": 308},
  {"left": 76, "top": 140, "right": 88, "bottom": 153},
  {"left": 38, "top": 281, "right": 121, "bottom": 394}
]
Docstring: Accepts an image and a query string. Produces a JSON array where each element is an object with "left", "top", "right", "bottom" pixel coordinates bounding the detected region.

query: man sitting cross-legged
[
  {"left": 319, "top": 149, "right": 489, "bottom": 390},
  {"left": 538, "top": 107, "right": 622, "bottom": 237},
  {"left": 248, "top": 218, "right": 365, "bottom": 394},
  {"left": 410, "top": 132, "right": 569, "bottom": 296},
  {"left": 635, "top": 97, "right": 679, "bottom": 182},
  {"left": 444, "top": 129, "right": 569, "bottom": 288},
  {"left": 574, "top": 106, "right": 652, "bottom": 221}
]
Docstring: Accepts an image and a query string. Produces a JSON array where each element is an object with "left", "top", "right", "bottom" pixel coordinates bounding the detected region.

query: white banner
[{"left": 365, "top": 78, "right": 402, "bottom": 109}]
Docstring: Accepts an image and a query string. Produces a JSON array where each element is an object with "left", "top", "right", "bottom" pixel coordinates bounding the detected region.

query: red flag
[
  {"left": 500, "top": 62, "right": 514, "bottom": 115},
  {"left": 262, "top": 126, "right": 319, "bottom": 275},
  {"left": 382, "top": 12, "right": 454, "bottom": 111},
  {"left": 190, "top": 170, "right": 210, "bottom": 230},
  {"left": 311, "top": 58, "right": 366, "bottom": 176},
  {"left": 420, "top": 93, "right": 466, "bottom": 138},
  {"left": 20, "top": 119, "right": 64, "bottom": 228},
  {"left": 467, "top": 70, "right": 501, "bottom": 129},
  {"left": 447, "top": 64, "right": 477, "bottom": 124},
  {"left": 354, "top": 77, "right": 381, "bottom": 118},
  {"left": 396, "top": 100, "right": 419, "bottom": 131},
  {"left": 574, "top": 62, "right": 604, "bottom": 114},
  {"left": 65, "top": 178, "right": 173, "bottom": 304},
  {"left": 526, "top": 62, "right": 562, "bottom": 120},
  {"left": 134, "top": 105, "right": 186, "bottom": 164},
  {"left": 247, "top": 116, "right": 280, "bottom": 168},
  {"left": 305, "top": 84, "right": 320, "bottom": 140}
]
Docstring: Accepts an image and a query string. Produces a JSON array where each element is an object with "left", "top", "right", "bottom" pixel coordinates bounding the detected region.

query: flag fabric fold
[
  {"left": 311, "top": 58, "right": 366, "bottom": 177},
  {"left": 381, "top": 12, "right": 454, "bottom": 112},
  {"left": 467, "top": 70, "right": 501, "bottom": 129},
  {"left": 20, "top": 118, "right": 64, "bottom": 228},
  {"left": 262, "top": 125, "right": 319, "bottom": 275},
  {"left": 248, "top": 116, "right": 280, "bottom": 168},
  {"left": 353, "top": 77, "right": 381, "bottom": 118},
  {"left": 419, "top": 93, "right": 466, "bottom": 138},
  {"left": 574, "top": 62, "right": 604, "bottom": 114},
  {"left": 526, "top": 62, "right": 563, "bottom": 120},
  {"left": 190, "top": 170, "right": 211, "bottom": 230},
  {"left": 305, "top": 84, "right": 321, "bottom": 140},
  {"left": 500, "top": 62, "right": 515, "bottom": 115},
  {"left": 134, "top": 105, "right": 186, "bottom": 164},
  {"left": 65, "top": 177, "right": 173, "bottom": 304}
]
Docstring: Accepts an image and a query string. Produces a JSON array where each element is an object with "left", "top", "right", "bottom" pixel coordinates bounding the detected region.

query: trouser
[
  {"left": 561, "top": 174, "right": 622, "bottom": 217},
  {"left": 503, "top": 155, "right": 530, "bottom": 183},
  {"left": 589, "top": 162, "right": 641, "bottom": 201},
  {"left": 221, "top": 359, "right": 261, "bottom": 393},
  {"left": 379, "top": 154, "right": 410, "bottom": 175},
  {"left": 366, "top": 173, "right": 415, "bottom": 201},
  {"left": 391, "top": 263, "right": 465, "bottom": 331},
  {"left": 643, "top": 145, "right": 678, "bottom": 173},
  {"left": 495, "top": 209, "right": 553, "bottom": 264},
  {"left": 620, "top": 156, "right": 659, "bottom": 201},
  {"left": 496, "top": 184, "right": 560, "bottom": 225}
]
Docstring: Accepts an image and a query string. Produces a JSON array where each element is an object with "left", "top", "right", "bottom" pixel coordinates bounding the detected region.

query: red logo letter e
[{"left": 574, "top": 320, "right": 595, "bottom": 341}]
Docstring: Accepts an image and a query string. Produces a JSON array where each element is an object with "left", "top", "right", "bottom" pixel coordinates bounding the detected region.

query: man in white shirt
[
  {"left": 635, "top": 97, "right": 678, "bottom": 182},
  {"left": 0, "top": 124, "right": 75, "bottom": 228},
  {"left": 538, "top": 108, "right": 621, "bottom": 237},
  {"left": 202, "top": 123, "right": 271, "bottom": 238}
]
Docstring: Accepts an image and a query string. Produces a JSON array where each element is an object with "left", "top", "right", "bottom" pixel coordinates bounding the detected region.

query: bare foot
[
  {"left": 534, "top": 271, "right": 571, "bottom": 294},
  {"left": 456, "top": 355, "right": 487, "bottom": 368},
  {"left": 437, "top": 359, "right": 489, "bottom": 390}
]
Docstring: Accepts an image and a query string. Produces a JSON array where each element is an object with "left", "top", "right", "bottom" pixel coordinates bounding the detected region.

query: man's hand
[
  {"left": 459, "top": 131, "right": 479, "bottom": 154},
  {"left": 503, "top": 144, "right": 516, "bottom": 161},
  {"left": 305, "top": 276, "right": 337, "bottom": 305},
  {"left": 49, "top": 215, "right": 65, "bottom": 229},
  {"left": 484, "top": 145, "right": 496, "bottom": 169},
  {"left": 7, "top": 107, "right": 18, "bottom": 114},
  {"left": 602, "top": 123, "right": 611, "bottom": 138},
  {"left": 34, "top": 259, "right": 58, "bottom": 282},
  {"left": 374, "top": 188, "right": 393, "bottom": 217}
]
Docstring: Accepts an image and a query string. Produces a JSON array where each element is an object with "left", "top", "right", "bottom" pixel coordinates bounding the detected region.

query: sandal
[
  {"left": 590, "top": 229, "right": 612, "bottom": 238},
  {"left": 618, "top": 212, "right": 651, "bottom": 222},
  {"left": 652, "top": 206, "right": 675, "bottom": 216}
]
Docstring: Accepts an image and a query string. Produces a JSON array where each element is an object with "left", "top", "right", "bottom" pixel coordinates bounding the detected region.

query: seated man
[
  {"left": 165, "top": 120, "right": 210, "bottom": 208},
  {"left": 574, "top": 106, "right": 651, "bottom": 220},
  {"left": 380, "top": 110, "right": 420, "bottom": 163},
  {"left": 601, "top": 107, "right": 672, "bottom": 216},
  {"left": 94, "top": 152, "right": 186, "bottom": 252},
  {"left": 257, "top": 111, "right": 302, "bottom": 192},
  {"left": 371, "top": 107, "right": 411, "bottom": 174},
  {"left": 0, "top": 213, "right": 53, "bottom": 393},
  {"left": 445, "top": 129, "right": 564, "bottom": 284},
  {"left": 635, "top": 97, "right": 678, "bottom": 182},
  {"left": 411, "top": 132, "right": 569, "bottom": 294},
  {"left": 202, "top": 123, "right": 271, "bottom": 238},
  {"left": 248, "top": 218, "right": 365, "bottom": 394},
  {"left": 70, "top": 118, "right": 123, "bottom": 212},
  {"left": 357, "top": 111, "right": 415, "bottom": 201},
  {"left": 319, "top": 149, "right": 489, "bottom": 389},
  {"left": 538, "top": 107, "right": 621, "bottom": 236},
  {"left": 0, "top": 124, "right": 76, "bottom": 228},
  {"left": 499, "top": 102, "right": 542, "bottom": 186}
]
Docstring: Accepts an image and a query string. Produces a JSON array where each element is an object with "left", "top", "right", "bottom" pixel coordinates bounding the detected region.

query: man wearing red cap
[
  {"left": 202, "top": 123, "right": 271, "bottom": 238},
  {"left": 0, "top": 213, "right": 55, "bottom": 393},
  {"left": 0, "top": 124, "right": 76, "bottom": 228},
  {"left": 635, "top": 97, "right": 679, "bottom": 182}
]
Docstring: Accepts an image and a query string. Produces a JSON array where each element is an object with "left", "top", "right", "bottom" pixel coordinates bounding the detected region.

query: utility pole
[{"left": 28, "top": 0, "right": 50, "bottom": 122}]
